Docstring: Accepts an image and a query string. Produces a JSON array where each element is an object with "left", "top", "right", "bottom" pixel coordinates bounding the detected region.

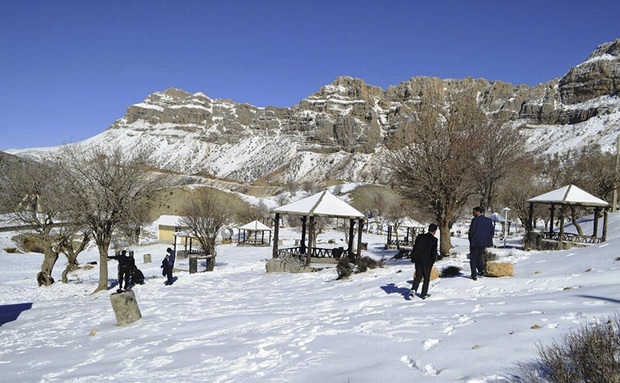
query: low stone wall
[{"left": 265, "top": 258, "right": 317, "bottom": 273}]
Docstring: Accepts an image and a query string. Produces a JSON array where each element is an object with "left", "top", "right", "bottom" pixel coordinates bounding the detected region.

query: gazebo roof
[
  {"left": 273, "top": 190, "right": 365, "bottom": 219},
  {"left": 528, "top": 184, "right": 609, "bottom": 207},
  {"left": 239, "top": 220, "right": 272, "bottom": 231}
]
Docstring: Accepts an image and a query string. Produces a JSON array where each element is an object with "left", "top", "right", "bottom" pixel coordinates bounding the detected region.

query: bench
[{"left": 189, "top": 254, "right": 215, "bottom": 273}]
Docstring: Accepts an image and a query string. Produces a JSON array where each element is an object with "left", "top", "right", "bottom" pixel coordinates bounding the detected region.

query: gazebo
[
  {"left": 272, "top": 190, "right": 365, "bottom": 265},
  {"left": 385, "top": 218, "right": 426, "bottom": 249},
  {"left": 237, "top": 220, "right": 272, "bottom": 246},
  {"left": 527, "top": 184, "right": 610, "bottom": 246}
]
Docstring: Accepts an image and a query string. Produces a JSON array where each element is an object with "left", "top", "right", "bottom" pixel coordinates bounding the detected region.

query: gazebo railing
[
  {"left": 276, "top": 246, "right": 351, "bottom": 260},
  {"left": 387, "top": 238, "right": 413, "bottom": 247},
  {"left": 542, "top": 232, "right": 602, "bottom": 244}
]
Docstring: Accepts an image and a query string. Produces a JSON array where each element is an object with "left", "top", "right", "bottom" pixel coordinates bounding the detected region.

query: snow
[{"left": 2, "top": 213, "right": 620, "bottom": 382}]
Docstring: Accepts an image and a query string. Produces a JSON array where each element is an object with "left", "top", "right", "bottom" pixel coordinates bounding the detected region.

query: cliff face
[
  {"left": 9, "top": 39, "right": 620, "bottom": 186},
  {"left": 559, "top": 39, "right": 620, "bottom": 105}
]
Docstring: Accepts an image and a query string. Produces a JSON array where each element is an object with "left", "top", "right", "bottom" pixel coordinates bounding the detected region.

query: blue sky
[{"left": 1, "top": 0, "right": 618, "bottom": 150}]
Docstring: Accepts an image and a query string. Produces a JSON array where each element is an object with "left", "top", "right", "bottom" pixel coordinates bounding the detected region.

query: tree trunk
[
  {"left": 61, "top": 253, "right": 79, "bottom": 283},
  {"left": 569, "top": 206, "right": 584, "bottom": 236},
  {"left": 394, "top": 224, "right": 400, "bottom": 249},
  {"left": 61, "top": 233, "right": 89, "bottom": 283},
  {"left": 438, "top": 221, "right": 452, "bottom": 258},
  {"left": 37, "top": 246, "right": 59, "bottom": 286},
  {"left": 93, "top": 241, "right": 110, "bottom": 293}
]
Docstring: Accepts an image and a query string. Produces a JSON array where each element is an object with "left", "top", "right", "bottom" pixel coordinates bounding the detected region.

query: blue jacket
[
  {"left": 468, "top": 215, "right": 494, "bottom": 248},
  {"left": 165, "top": 251, "right": 176, "bottom": 267}
]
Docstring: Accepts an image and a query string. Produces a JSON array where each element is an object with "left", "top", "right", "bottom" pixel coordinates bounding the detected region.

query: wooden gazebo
[
  {"left": 238, "top": 220, "right": 272, "bottom": 246},
  {"left": 527, "top": 184, "right": 610, "bottom": 245},
  {"left": 386, "top": 219, "right": 426, "bottom": 249},
  {"left": 272, "top": 190, "right": 365, "bottom": 266}
]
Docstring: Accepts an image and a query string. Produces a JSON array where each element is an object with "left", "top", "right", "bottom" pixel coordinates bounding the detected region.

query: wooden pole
[
  {"left": 307, "top": 216, "right": 314, "bottom": 266},
  {"left": 356, "top": 218, "right": 364, "bottom": 260},
  {"left": 614, "top": 134, "right": 620, "bottom": 212},
  {"left": 528, "top": 202, "right": 534, "bottom": 232},
  {"left": 348, "top": 219, "right": 355, "bottom": 256},
  {"left": 603, "top": 208, "right": 609, "bottom": 242},
  {"left": 559, "top": 205, "right": 565, "bottom": 243},
  {"left": 272, "top": 213, "right": 280, "bottom": 258},
  {"left": 593, "top": 207, "right": 600, "bottom": 239}
]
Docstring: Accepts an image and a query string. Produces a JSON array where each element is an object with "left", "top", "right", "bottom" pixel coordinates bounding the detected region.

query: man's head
[
  {"left": 121, "top": 250, "right": 127, "bottom": 256},
  {"left": 428, "top": 223, "right": 438, "bottom": 234},
  {"left": 472, "top": 206, "right": 484, "bottom": 217},
  {"left": 166, "top": 248, "right": 173, "bottom": 254}
]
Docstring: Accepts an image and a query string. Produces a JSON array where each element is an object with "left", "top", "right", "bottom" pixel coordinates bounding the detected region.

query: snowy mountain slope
[{"left": 7, "top": 39, "right": 620, "bottom": 186}]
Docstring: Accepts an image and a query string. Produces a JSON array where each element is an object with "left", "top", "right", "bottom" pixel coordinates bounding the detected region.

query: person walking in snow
[
  {"left": 410, "top": 223, "right": 438, "bottom": 299},
  {"left": 468, "top": 206, "right": 494, "bottom": 280},
  {"left": 108, "top": 250, "right": 132, "bottom": 292},
  {"left": 161, "top": 247, "right": 176, "bottom": 285}
]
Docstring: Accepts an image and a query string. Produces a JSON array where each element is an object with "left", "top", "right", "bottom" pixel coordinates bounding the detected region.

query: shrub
[
  {"left": 441, "top": 266, "right": 462, "bottom": 277},
  {"left": 336, "top": 258, "right": 354, "bottom": 280},
  {"left": 336, "top": 256, "right": 383, "bottom": 280},
  {"left": 483, "top": 249, "right": 498, "bottom": 263},
  {"left": 521, "top": 313, "right": 620, "bottom": 382},
  {"left": 356, "top": 256, "right": 383, "bottom": 273}
]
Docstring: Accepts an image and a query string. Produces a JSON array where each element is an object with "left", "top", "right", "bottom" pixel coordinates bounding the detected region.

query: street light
[{"left": 502, "top": 207, "right": 511, "bottom": 248}]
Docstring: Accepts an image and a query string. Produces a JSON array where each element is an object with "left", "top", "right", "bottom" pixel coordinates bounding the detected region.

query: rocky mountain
[{"left": 8, "top": 39, "right": 620, "bottom": 188}]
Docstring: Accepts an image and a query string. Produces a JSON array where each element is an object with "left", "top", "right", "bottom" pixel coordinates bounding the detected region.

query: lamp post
[{"left": 503, "top": 207, "right": 511, "bottom": 248}]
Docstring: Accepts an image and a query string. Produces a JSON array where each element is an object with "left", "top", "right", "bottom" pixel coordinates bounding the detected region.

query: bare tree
[
  {"left": 58, "top": 144, "right": 162, "bottom": 293},
  {"left": 389, "top": 96, "right": 485, "bottom": 256},
  {"left": 539, "top": 144, "right": 618, "bottom": 233},
  {"left": 180, "top": 188, "right": 235, "bottom": 267},
  {"left": 472, "top": 119, "right": 528, "bottom": 211},
  {"left": 0, "top": 161, "right": 85, "bottom": 286},
  {"left": 500, "top": 160, "right": 548, "bottom": 232}
]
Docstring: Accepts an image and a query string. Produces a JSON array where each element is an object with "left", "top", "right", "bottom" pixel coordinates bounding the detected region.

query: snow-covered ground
[{"left": 2, "top": 214, "right": 620, "bottom": 382}]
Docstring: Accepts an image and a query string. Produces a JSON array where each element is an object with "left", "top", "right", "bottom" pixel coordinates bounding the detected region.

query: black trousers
[
  {"left": 164, "top": 265, "right": 173, "bottom": 285},
  {"left": 470, "top": 247, "right": 486, "bottom": 277},
  {"left": 118, "top": 266, "right": 130, "bottom": 289},
  {"left": 412, "top": 263, "right": 432, "bottom": 296}
]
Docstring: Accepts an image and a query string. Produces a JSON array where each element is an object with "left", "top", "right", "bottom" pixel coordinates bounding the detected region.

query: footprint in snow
[{"left": 423, "top": 338, "right": 440, "bottom": 351}]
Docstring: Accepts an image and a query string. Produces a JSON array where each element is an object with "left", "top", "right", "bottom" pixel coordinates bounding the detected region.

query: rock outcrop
[
  {"left": 8, "top": 39, "right": 620, "bottom": 187},
  {"left": 559, "top": 39, "right": 620, "bottom": 105}
]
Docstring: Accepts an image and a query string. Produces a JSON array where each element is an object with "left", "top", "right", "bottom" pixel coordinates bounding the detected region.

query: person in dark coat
[
  {"left": 108, "top": 250, "right": 132, "bottom": 292},
  {"left": 161, "top": 247, "right": 176, "bottom": 285},
  {"left": 409, "top": 223, "right": 438, "bottom": 299},
  {"left": 468, "top": 206, "right": 495, "bottom": 280}
]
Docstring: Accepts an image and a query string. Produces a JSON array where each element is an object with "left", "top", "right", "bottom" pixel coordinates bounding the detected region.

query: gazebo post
[
  {"left": 348, "top": 219, "right": 355, "bottom": 257},
  {"left": 603, "top": 208, "right": 609, "bottom": 242},
  {"left": 593, "top": 207, "right": 600, "bottom": 239},
  {"left": 528, "top": 202, "right": 534, "bottom": 232},
  {"left": 549, "top": 204, "right": 555, "bottom": 234},
  {"left": 559, "top": 205, "right": 565, "bottom": 243},
  {"left": 307, "top": 216, "right": 315, "bottom": 266},
  {"left": 272, "top": 213, "right": 280, "bottom": 258},
  {"left": 356, "top": 218, "right": 364, "bottom": 259},
  {"left": 300, "top": 216, "right": 307, "bottom": 254}
]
